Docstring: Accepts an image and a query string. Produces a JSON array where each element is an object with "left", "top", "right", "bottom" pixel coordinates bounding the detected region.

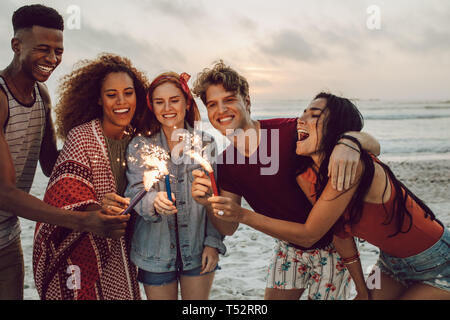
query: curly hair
[
  {"left": 55, "top": 53, "right": 149, "bottom": 140},
  {"left": 137, "top": 71, "right": 201, "bottom": 137},
  {"left": 192, "top": 60, "right": 250, "bottom": 105}
]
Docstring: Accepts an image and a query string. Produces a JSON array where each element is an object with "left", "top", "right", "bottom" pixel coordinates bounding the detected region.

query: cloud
[
  {"left": 389, "top": 26, "right": 450, "bottom": 53},
  {"left": 259, "top": 29, "right": 326, "bottom": 62},
  {"left": 144, "top": 0, "right": 206, "bottom": 23},
  {"left": 59, "top": 20, "right": 188, "bottom": 80},
  {"left": 235, "top": 15, "right": 258, "bottom": 31},
  {"left": 0, "top": 0, "right": 19, "bottom": 63}
]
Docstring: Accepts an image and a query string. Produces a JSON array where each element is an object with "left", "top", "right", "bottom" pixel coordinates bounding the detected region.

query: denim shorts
[
  {"left": 375, "top": 227, "right": 450, "bottom": 291},
  {"left": 137, "top": 265, "right": 220, "bottom": 286}
]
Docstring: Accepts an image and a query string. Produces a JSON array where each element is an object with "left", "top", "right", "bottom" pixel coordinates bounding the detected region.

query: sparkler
[
  {"left": 187, "top": 151, "right": 218, "bottom": 196},
  {"left": 181, "top": 130, "right": 223, "bottom": 215},
  {"left": 186, "top": 150, "right": 223, "bottom": 216},
  {"left": 121, "top": 144, "right": 170, "bottom": 215}
]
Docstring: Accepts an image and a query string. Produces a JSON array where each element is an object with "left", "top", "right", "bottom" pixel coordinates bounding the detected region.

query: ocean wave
[
  {"left": 424, "top": 105, "right": 450, "bottom": 109},
  {"left": 381, "top": 144, "right": 450, "bottom": 154},
  {"left": 380, "top": 152, "right": 450, "bottom": 162},
  {"left": 364, "top": 114, "right": 450, "bottom": 120}
]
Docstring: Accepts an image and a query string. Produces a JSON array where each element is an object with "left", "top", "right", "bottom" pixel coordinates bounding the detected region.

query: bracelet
[
  {"left": 342, "top": 253, "right": 360, "bottom": 260},
  {"left": 337, "top": 141, "right": 360, "bottom": 154},
  {"left": 342, "top": 253, "right": 360, "bottom": 264},
  {"left": 343, "top": 259, "right": 360, "bottom": 266},
  {"left": 338, "top": 134, "right": 362, "bottom": 152}
]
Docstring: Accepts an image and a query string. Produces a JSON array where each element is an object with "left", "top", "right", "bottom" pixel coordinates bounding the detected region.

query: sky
[{"left": 1, "top": 0, "right": 449, "bottom": 101}]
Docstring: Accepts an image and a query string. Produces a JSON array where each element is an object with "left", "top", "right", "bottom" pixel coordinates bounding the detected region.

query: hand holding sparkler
[
  {"left": 191, "top": 169, "right": 214, "bottom": 207},
  {"left": 154, "top": 191, "right": 177, "bottom": 215},
  {"left": 187, "top": 150, "right": 223, "bottom": 215},
  {"left": 101, "top": 193, "right": 130, "bottom": 215},
  {"left": 187, "top": 151, "right": 219, "bottom": 197},
  {"left": 121, "top": 144, "right": 170, "bottom": 215},
  {"left": 120, "top": 169, "right": 160, "bottom": 215}
]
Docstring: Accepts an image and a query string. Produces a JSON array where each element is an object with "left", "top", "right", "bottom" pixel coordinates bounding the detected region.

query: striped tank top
[{"left": 0, "top": 76, "right": 46, "bottom": 250}]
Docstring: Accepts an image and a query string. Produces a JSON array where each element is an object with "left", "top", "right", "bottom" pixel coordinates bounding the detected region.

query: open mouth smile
[
  {"left": 217, "top": 115, "right": 234, "bottom": 124},
  {"left": 113, "top": 108, "right": 130, "bottom": 114},
  {"left": 36, "top": 65, "right": 55, "bottom": 75},
  {"left": 297, "top": 129, "right": 310, "bottom": 141},
  {"left": 162, "top": 113, "right": 177, "bottom": 119}
]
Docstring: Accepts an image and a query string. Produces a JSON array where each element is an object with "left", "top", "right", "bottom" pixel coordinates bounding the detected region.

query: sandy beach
[{"left": 20, "top": 159, "right": 450, "bottom": 300}]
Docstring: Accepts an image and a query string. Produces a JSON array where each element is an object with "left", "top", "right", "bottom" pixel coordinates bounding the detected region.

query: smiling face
[
  {"left": 205, "top": 84, "right": 251, "bottom": 136},
  {"left": 99, "top": 72, "right": 137, "bottom": 138},
  {"left": 15, "top": 25, "right": 64, "bottom": 82},
  {"left": 296, "top": 98, "right": 328, "bottom": 157},
  {"left": 152, "top": 82, "right": 187, "bottom": 131}
]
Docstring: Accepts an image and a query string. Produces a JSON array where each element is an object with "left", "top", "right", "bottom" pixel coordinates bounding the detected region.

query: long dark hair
[{"left": 301, "top": 92, "right": 439, "bottom": 237}]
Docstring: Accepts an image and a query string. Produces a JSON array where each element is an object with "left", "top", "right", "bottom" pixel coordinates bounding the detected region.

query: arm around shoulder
[{"left": 343, "top": 131, "right": 380, "bottom": 156}]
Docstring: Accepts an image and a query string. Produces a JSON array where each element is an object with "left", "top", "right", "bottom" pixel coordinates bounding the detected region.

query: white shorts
[{"left": 266, "top": 240, "right": 351, "bottom": 300}]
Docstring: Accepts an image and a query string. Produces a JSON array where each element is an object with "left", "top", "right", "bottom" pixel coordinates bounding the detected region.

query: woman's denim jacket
[{"left": 125, "top": 125, "right": 226, "bottom": 272}]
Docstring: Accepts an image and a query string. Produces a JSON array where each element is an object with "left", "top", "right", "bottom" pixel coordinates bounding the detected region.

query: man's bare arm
[
  {"left": 0, "top": 182, "right": 129, "bottom": 238},
  {"left": 328, "top": 131, "right": 380, "bottom": 191},
  {"left": 37, "top": 83, "right": 59, "bottom": 177},
  {"left": 343, "top": 131, "right": 380, "bottom": 156},
  {"left": 0, "top": 92, "right": 128, "bottom": 238},
  {"left": 0, "top": 90, "right": 16, "bottom": 186}
]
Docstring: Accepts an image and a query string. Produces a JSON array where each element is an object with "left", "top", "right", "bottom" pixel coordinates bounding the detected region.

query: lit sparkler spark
[
  {"left": 121, "top": 144, "right": 170, "bottom": 215},
  {"left": 186, "top": 150, "right": 219, "bottom": 200},
  {"left": 184, "top": 132, "right": 222, "bottom": 214}
]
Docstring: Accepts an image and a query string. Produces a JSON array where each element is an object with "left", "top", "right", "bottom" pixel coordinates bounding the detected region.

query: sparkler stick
[
  {"left": 165, "top": 174, "right": 173, "bottom": 201},
  {"left": 186, "top": 151, "right": 218, "bottom": 195},
  {"left": 187, "top": 150, "right": 223, "bottom": 215},
  {"left": 121, "top": 189, "right": 147, "bottom": 215},
  {"left": 208, "top": 172, "right": 219, "bottom": 197}
]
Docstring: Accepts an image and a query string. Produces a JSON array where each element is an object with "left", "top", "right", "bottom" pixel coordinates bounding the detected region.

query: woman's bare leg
[
  {"left": 370, "top": 271, "right": 407, "bottom": 300},
  {"left": 399, "top": 283, "right": 450, "bottom": 300},
  {"left": 180, "top": 272, "right": 215, "bottom": 300},
  {"left": 143, "top": 281, "right": 178, "bottom": 300},
  {"left": 264, "top": 288, "right": 305, "bottom": 300}
]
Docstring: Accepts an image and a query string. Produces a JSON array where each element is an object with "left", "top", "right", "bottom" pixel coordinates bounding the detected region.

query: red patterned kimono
[{"left": 33, "top": 119, "right": 140, "bottom": 300}]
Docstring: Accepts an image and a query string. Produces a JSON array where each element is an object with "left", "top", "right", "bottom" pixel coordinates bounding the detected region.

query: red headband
[{"left": 146, "top": 72, "right": 193, "bottom": 112}]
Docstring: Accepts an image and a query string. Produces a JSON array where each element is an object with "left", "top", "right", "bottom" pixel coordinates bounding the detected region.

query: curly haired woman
[{"left": 33, "top": 54, "right": 148, "bottom": 300}]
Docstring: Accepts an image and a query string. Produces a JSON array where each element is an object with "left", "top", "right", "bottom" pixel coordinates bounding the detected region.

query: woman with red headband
[{"left": 123, "top": 71, "right": 226, "bottom": 300}]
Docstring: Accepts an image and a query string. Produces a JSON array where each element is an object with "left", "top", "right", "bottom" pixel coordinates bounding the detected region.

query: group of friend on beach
[{"left": 0, "top": 5, "right": 448, "bottom": 300}]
